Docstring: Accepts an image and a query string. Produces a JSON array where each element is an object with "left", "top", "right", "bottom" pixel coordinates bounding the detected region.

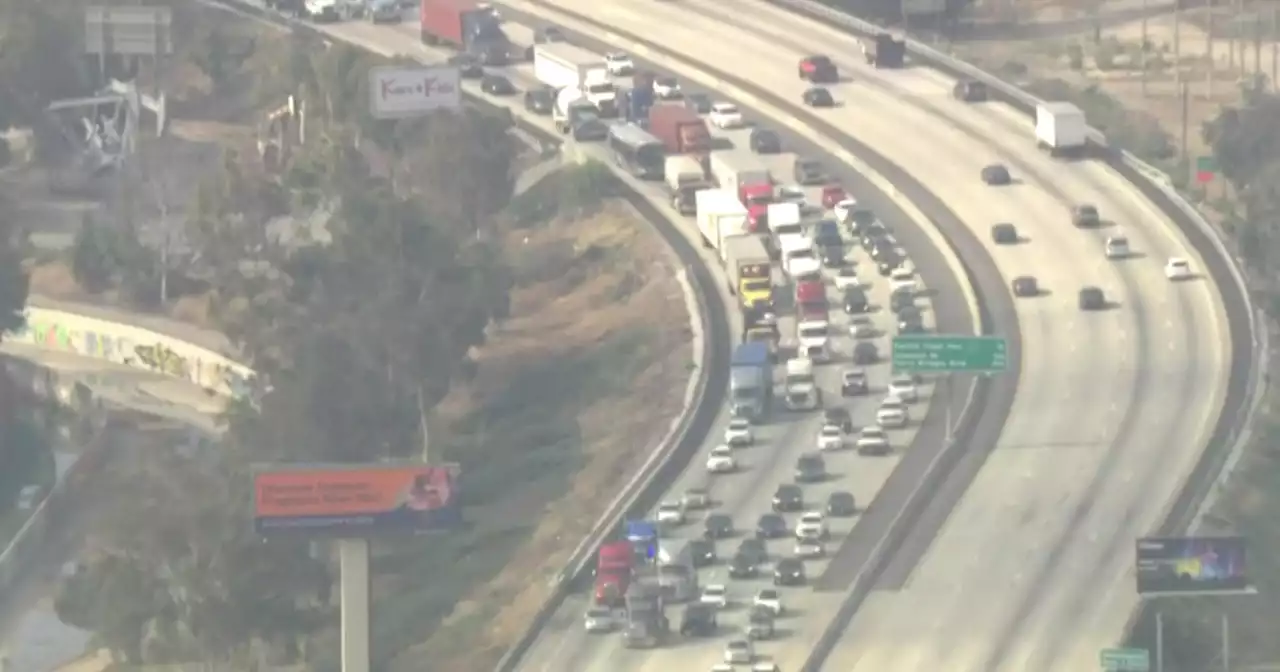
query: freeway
[{"left": 506, "top": 0, "right": 1232, "bottom": 670}]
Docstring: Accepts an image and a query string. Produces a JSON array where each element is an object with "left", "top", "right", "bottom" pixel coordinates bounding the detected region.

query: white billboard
[{"left": 368, "top": 65, "right": 462, "bottom": 119}]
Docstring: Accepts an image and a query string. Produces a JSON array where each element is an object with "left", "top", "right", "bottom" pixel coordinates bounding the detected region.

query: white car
[
  {"left": 1165, "top": 257, "right": 1192, "bottom": 280},
  {"left": 796, "top": 511, "right": 827, "bottom": 539},
  {"left": 752, "top": 663, "right": 781, "bottom": 672},
  {"left": 889, "top": 266, "right": 917, "bottom": 294},
  {"left": 794, "top": 539, "right": 825, "bottom": 558},
  {"left": 604, "top": 52, "right": 634, "bottom": 76},
  {"left": 817, "top": 424, "right": 844, "bottom": 451},
  {"left": 834, "top": 267, "right": 861, "bottom": 290},
  {"left": 707, "top": 445, "right": 738, "bottom": 473},
  {"left": 849, "top": 316, "right": 876, "bottom": 340},
  {"left": 657, "top": 501, "right": 685, "bottom": 525},
  {"left": 877, "top": 397, "right": 908, "bottom": 429},
  {"left": 833, "top": 197, "right": 858, "bottom": 224},
  {"left": 753, "top": 588, "right": 784, "bottom": 615},
  {"left": 583, "top": 607, "right": 614, "bottom": 633},
  {"left": 654, "top": 77, "right": 681, "bottom": 99},
  {"left": 724, "top": 418, "right": 754, "bottom": 446},
  {"left": 682, "top": 487, "right": 711, "bottom": 510},
  {"left": 724, "top": 639, "right": 754, "bottom": 664},
  {"left": 888, "top": 375, "right": 918, "bottom": 403},
  {"left": 1105, "top": 235, "right": 1130, "bottom": 259},
  {"left": 857, "top": 426, "right": 890, "bottom": 454},
  {"left": 709, "top": 102, "right": 745, "bottom": 128},
  {"left": 702, "top": 584, "right": 729, "bottom": 609}
]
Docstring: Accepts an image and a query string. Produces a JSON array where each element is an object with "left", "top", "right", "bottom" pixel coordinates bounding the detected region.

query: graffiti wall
[{"left": 6, "top": 306, "right": 255, "bottom": 398}]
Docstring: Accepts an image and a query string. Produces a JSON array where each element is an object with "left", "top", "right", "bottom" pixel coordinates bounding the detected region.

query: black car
[
  {"left": 689, "top": 538, "right": 716, "bottom": 567},
  {"left": 846, "top": 208, "right": 878, "bottom": 235},
  {"left": 704, "top": 513, "right": 734, "bottom": 539},
  {"left": 750, "top": 128, "right": 782, "bottom": 154},
  {"left": 1012, "top": 275, "right": 1039, "bottom": 297},
  {"left": 815, "top": 221, "right": 843, "bottom": 247},
  {"left": 524, "top": 87, "right": 555, "bottom": 115},
  {"left": 852, "top": 342, "right": 879, "bottom": 365},
  {"left": 1079, "top": 286, "right": 1107, "bottom": 310},
  {"left": 536, "top": 26, "right": 566, "bottom": 43},
  {"left": 803, "top": 86, "right": 835, "bottom": 107},
  {"left": 843, "top": 287, "right": 869, "bottom": 314},
  {"left": 898, "top": 315, "right": 925, "bottom": 334},
  {"left": 481, "top": 74, "right": 516, "bottom": 96},
  {"left": 795, "top": 453, "right": 826, "bottom": 483},
  {"left": 728, "top": 552, "right": 759, "bottom": 578},
  {"left": 982, "top": 163, "right": 1012, "bottom": 185},
  {"left": 774, "top": 558, "right": 806, "bottom": 586},
  {"left": 799, "top": 54, "right": 838, "bottom": 82},
  {"left": 747, "top": 607, "right": 776, "bottom": 639},
  {"left": 821, "top": 244, "right": 845, "bottom": 266},
  {"left": 737, "top": 538, "right": 768, "bottom": 564},
  {"left": 681, "top": 603, "right": 718, "bottom": 636},
  {"left": 1072, "top": 204, "right": 1101, "bottom": 227},
  {"left": 827, "top": 491, "right": 858, "bottom": 516},
  {"left": 824, "top": 407, "right": 853, "bottom": 433},
  {"left": 684, "top": 92, "right": 712, "bottom": 114},
  {"left": 868, "top": 239, "right": 895, "bottom": 261},
  {"left": 860, "top": 225, "right": 889, "bottom": 249},
  {"left": 771, "top": 485, "right": 804, "bottom": 513},
  {"left": 449, "top": 53, "right": 484, "bottom": 79},
  {"left": 794, "top": 157, "right": 825, "bottom": 185},
  {"left": 877, "top": 255, "right": 902, "bottom": 276},
  {"left": 953, "top": 79, "right": 987, "bottom": 102},
  {"left": 757, "top": 512, "right": 790, "bottom": 537},
  {"left": 991, "top": 222, "right": 1019, "bottom": 244},
  {"left": 897, "top": 307, "right": 923, "bottom": 329},
  {"left": 841, "top": 369, "right": 868, "bottom": 396}
]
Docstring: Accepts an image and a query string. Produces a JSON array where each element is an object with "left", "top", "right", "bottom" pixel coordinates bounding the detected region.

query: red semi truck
[
  {"left": 796, "top": 279, "right": 828, "bottom": 321},
  {"left": 594, "top": 540, "right": 634, "bottom": 606},
  {"left": 648, "top": 103, "right": 711, "bottom": 156},
  {"left": 419, "top": 0, "right": 511, "bottom": 65}
]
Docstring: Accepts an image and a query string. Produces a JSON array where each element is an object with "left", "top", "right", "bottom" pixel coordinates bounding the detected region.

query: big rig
[
  {"left": 655, "top": 539, "right": 697, "bottom": 602},
  {"left": 708, "top": 150, "right": 773, "bottom": 232},
  {"left": 863, "top": 33, "right": 906, "bottom": 68},
  {"left": 532, "top": 44, "right": 618, "bottom": 116},
  {"left": 419, "top": 0, "right": 511, "bottom": 65},
  {"left": 623, "top": 582, "right": 669, "bottom": 648},
  {"left": 665, "top": 155, "right": 710, "bottom": 216},
  {"left": 784, "top": 357, "right": 820, "bottom": 411},
  {"left": 729, "top": 341, "right": 772, "bottom": 421},
  {"left": 594, "top": 540, "right": 634, "bottom": 607},
  {"left": 648, "top": 103, "right": 711, "bottom": 155},
  {"left": 723, "top": 235, "right": 773, "bottom": 310}
]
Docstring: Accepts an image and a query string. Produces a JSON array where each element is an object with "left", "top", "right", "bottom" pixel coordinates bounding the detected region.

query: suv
[
  {"left": 681, "top": 603, "right": 717, "bottom": 636},
  {"left": 842, "top": 369, "right": 868, "bottom": 396},
  {"left": 750, "top": 128, "right": 782, "bottom": 154},
  {"left": 1072, "top": 204, "right": 1101, "bottom": 227},
  {"left": 991, "top": 222, "right": 1018, "bottom": 244}
]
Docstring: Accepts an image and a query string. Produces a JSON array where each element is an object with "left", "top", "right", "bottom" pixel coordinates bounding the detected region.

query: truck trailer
[
  {"left": 648, "top": 103, "right": 711, "bottom": 155},
  {"left": 532, "top": 44, "right": 617, "bottom": 115},
  {"left": 863, "top": 33, "right": 906, "bottom": 68},
  {"left": 729, "top": 341, "right": 772, "bottom": 421},
  {"left": 595, "top": 540, "right": 633, "bottom": 607},
  {"left": 419, "top": 0, "right": 510, "bottom": 65},
  {"left": 695, "top": 189, "right": 751, "bottom": 254},
  {"left": 724, "top": 235, "right": 773, "bottom": 310},
  {"left": 709, "top": 150, "right": 773, "bottom": 232},
  {"left": 623, "top": 583, "right": 669, "bottom": 648},
  {"left": 1035, "top": 102, "right": 1088, "bottom": 157}
]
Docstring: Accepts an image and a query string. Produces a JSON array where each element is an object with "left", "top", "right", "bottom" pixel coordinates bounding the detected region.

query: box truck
[
  {"left": 648, "top": 104, "right": 711, "bottom": 155},
  {"left": 724, "top": 235, "right": 773, "bottom": 310},
  {"left": 533, "top": 44, "right": 617, "bottom": 115},
  {"left": 695, "top": 189, "right": 750, "bottom": 255},
  {"left": 709, "top": 150, "right": 773, "bottom": 232},
  {"left": 1035, "top": 102, "right": 1088, "bottom": 157}
]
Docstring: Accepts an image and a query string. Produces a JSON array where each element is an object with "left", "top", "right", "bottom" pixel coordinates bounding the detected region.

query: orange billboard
[{"left": 252, "top": 464, "right": 461, "bottom": 537}]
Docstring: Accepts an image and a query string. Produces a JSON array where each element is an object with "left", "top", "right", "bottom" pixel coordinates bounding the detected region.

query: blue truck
[{"left": 729, "top": 342, "right": 772, "bottom": 422}]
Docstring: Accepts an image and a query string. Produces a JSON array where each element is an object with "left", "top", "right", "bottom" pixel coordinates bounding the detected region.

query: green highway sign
[
  {"left": 891, "top": 335, "right": 1008, "bottom": 373},
  {"left": 1100, "top": 648, "right": 1151, "bottom": 672}
]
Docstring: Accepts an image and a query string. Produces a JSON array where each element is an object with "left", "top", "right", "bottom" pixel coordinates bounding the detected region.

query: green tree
[
  {"left": 0, "top": 0, "right": 90, "bottom": 130},
  {"left": 70, "top": 214, "right": 116, "bottom": 293},
  {"left": 0, "top": 196, "right": 30, "bottom": 338}
]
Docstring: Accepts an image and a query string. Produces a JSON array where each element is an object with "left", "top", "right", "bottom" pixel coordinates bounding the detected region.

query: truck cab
[
  {"left": 554, "top": 88, "right": 607, "bottom": 140},
  {"left": 797, "top": 320, "right": 830, "bottom": 362},
  {"left": 582, "top": 70, "right": 618, "bottom": 116},
  {"left": 784, "top": 358, "right": 820, "bottom": 411},
  {"left": 795, "top": 279, "right": 828, "bottom": 322},
  {"left": 741, "top": 183, "right": 774, "bottom": 233}
]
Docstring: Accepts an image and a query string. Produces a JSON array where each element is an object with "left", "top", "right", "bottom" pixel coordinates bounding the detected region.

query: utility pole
[
  {"left": 1254, "top": 13, "right": 1263, "bottom": 82},
  {"left": 1141, "top": 0, "right": 1149, "bottom": 95},
  {"left": 1207, "top": 0, "right": 1216, "bottom": 99},
  {"left": 1180, "top": 82, "right": 1191, "bottom": 184},
  {"left": 1222, "top": 613, "right": 1232, "bottom": 672},
  {"left": 1227, "top": 0, "right": 1235, "bottom": 69},
  {"left": 1174, "top": 2, "right": 1183, "bottom": 87}
]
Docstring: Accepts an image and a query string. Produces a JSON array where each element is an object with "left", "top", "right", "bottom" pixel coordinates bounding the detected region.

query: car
[
  {"left": 367, "top": 0, "right": 403, "bottom": 22},
  {"left": 654, "top": 76, "right": 681, "bottom": 99},
  {"left": 821, "top": 244, "right": 845, "bottom": 267},
  {"left": 888, "top": 374, "right": 918, "bottom": 403},
  {"left": 876, "top": 253, "right": 903, "bottom": 276},
  {"left": 536, "top": 26, "right": 566, "bottom": 43},
  {"left": 707, "top": 445, "right": 737, "bottom": 473},
  {"left": 991, "top": 222, "right": 1019, "bottom": 244},
  {"left": 798, "top": 54, "right": 838, "bottom": 82},
  {"left": 833, "top": 197, "right": 858, "bottom": 224},
  {"left": 728, "top": 552, "right": 759, "bottom": 578},
  {"left": 890, "top": 266, "right": 917, "bottom": 294},
  {"left": 954, "top": 79, "right": 988, "bottom": 102},
  {"left": 849, "top": 316, "right": 876, "bottom": 340},
  {"left": 752, "top": 662, "right": 782, "bottom": 672},
  {"left": 523, "top": 87, "right": 555, "bottom": 114},
  {"left": 749, "top": 127, "right": 782, "bottom": 153},
  {"left": 1078, "top": 286, "right": 1107, "bottom": 311},
  {"left": 1104, "top": 235, "right": 1131, "bottom": 259},
  {"left": 869, "top": 238, "right": 897, "bottom": 261},
  {"left": 738, "top": 538, "right": 768, "bottom": 564},
  {"left": 724, "top": 418, "right": 754, "bottom": 446},
  {"left": 709, "top": 102, "right": 745, "bottom": 129},
  {"left": 857, "top": 426, "right": 891, "bottom": 455},
  {"left": 842, "top": 369, "right": 869, "bottom": 396},
  {"left": 682, "top": 486, "right": 710, "bottom": 510},
  {"left": 702, "top": 584, "right": 729, "bottom": 609},
  {"left": 704, "top": 512, "right": 735, "bottom": 539},
  {"left": 876, "top": 399, "right": 908, "bottom": 429},
  {"left": 774, "top": 558, "right": 806, "bottom": 585},
  {"left": 794, "top": 157, "right": 826, "bottom": 185},
  {"left": 657, "top": 501, "right": 685, "bottom": 525},
  {"left": 834, "top": 267, "right": 861, "bottom": 292},
  {"left": 817, "top": 424, "right": 845, "bottom": 451},
  {"left": 852, "top": 341, "right": 879, "bottom": 365},
  {"left": 754, "top": 588, "right": 784, "bottom": 615},
  {"left": 821, "top": 185, "right": 848, "bottom": 209},
  {"left": 1012, "top": 275, "right": 1039, "bottom": 297},
  {"left": 690, "top": 538, "right": 717, "bottom": 567},
  {"left": 981, "top": 163, "right": 1012, "bottom": 185},
  {"left": 827, "top": 490, "right": 858, "bottom": 516},
  {"left": 684, "top": 92, "right": 713, "bottom": 114},
  {"left": 681, "top": 603, "right": 718, "bottom": 636},
  {"left": 1166, "top": 257, "right": 1193, "bottom": 280},
  {"left": 584, "top": 607, "right": 614, "bottom": 633},
  {"left": 724, "top": 639, "right": 754, "bottom": 664},
  {"left": 846, "top": 208, "right": 878, "bottom": 236},
  {"left": 16, "top": 485, "right": 40, "bottom": 511},
  {"left": 795, "top": 453, "right": 826, "bottom": 482},
  {"left": 776, "top": 183, "right": 807, "bottom": 204},
  {"left": 772, "top": 484, "right": 804, "bottom": 513},
  {"left": 897, "top": 316, "right": 925, "bottom": 335},
  {"left": 803, "top": 87, "right": 835, "bottom": 107},
  {"left": 890, "top": 288, "right": 915, "bottom": 313},
  {"left": 480, "top": 74, "right": 516, "bottom": 96},
  {"left": 795, "top": 511, "right": 827, "bottom": 540},
  {"left": 448, "top": 53, "right": 484, "bottom": 79},
  {"left": 794, "top": 538, "right": 826, "bottom": 558},
  {"left": 1072, "top": 204, "right": 1101, "bottom": 227},
  {"left": 824, "top": 407, "right": 854, "bottom": 433},
  {"left": 842, "top": 286, "right": 869, "bottom": 314},
  {"left": 605, "top": 52, "right": 634, "bottom": 76},
  {"left": 745, "top": 607, "right": 776, "bottom": 640},
  {"left": 757, "top": 511, "right": 790, "bottom": 538}
]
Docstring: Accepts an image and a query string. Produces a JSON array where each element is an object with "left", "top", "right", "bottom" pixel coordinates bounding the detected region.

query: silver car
[{"left": 583, "top": 607, "right": 614, "bottom": 633}]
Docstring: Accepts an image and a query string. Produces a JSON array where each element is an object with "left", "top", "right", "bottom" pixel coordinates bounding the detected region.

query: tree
[
  {"left": 0, "top": 0, "right": 91, "bottom": 131},
  {"left": 71, "top": 214, "right": 116, "bottom": 293},
  {"left": 0, "top": 194, "right": 30, "bottom": 338}
]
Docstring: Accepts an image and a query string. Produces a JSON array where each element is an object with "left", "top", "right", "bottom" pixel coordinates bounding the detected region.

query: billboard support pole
[
  {"left": 339, "top": 538, "right": 371, "bottom": 672},
  {"left": 943, "top": 374, "right": 953, "bottom": 442},
  {"left": 1155, "top": 610, "right": 1164, "bottom": 672},
  {"left": 1222, "top": 613, "right": 1231, "bottom": 672}
]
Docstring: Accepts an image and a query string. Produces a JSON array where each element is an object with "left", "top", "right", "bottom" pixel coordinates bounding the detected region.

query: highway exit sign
[
  {"left": 1100, "top": 647, "right": 1150, "bottom": 671},
  {"left": 891, "top": 335, "right": 1008, "bottom": 373}
]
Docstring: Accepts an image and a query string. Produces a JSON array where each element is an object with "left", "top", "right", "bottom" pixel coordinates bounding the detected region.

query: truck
[
  {"left": 532, "top": 44, "right": 618, "bottom": 115},
  {"left": 664, "top": 155, "right": 708, "bottom": 193},
  {"left": 709, "top": 150, "right": 774, "bottom": 232},
  {"left": 695, "top": 189, "right": 750, "bottom": 254},
  {"left": 769, "top": 202, "right": 807, "bottom": 252},
  {"left": 419, "top": 0, "right": 510, "bottom": 65},
  {"left": 627, "top": 74, "right": 656, "bottom": 124},
  {"left": 655, "top": 540, "right": 697, "bottom": 602},
  {"left": 742, "top": 308, "right": 779, "bottom": 361},
  {"left": 729, "top": 342, "right": 772, "bottom": 421},
  {"left": 595, "top": 540, "right": 634, "bottom": 607},
  {"left": 795, "top": 278, "right": 828, "bottom": 322},
  {"left": 553, "top": 88, "right": 608, "bottom": 141},
  {"left": 797, "top": 319, "right": 831, "bottom": 362},
  {"left": 626, "top": 520, "right": 659, "bottom": 558},
  {"left": 623, "top": 583, "right": 669, "bottom": 648},
  {"left": 784, "top": 358, "right": 820, "bottom": 411},
  {"left": 1035, "top": 102, "right": 1088, "bottom": 157},
  {"left": 724, "top": 235, "right": 773, "bottom": 310},
  {"left": 862, "top": 33, "right": 906, "bottom": 68},
  {"left": 648, "top": 103, "right": 711, "bottom": 155}
]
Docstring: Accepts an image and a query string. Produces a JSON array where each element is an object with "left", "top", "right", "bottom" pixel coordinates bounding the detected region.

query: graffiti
[
  {"left": 31, "top": 321, "right": 73, "bottom": 351},
  {"left": 134, "top": 343, "right": 191, "bottom": 379}
]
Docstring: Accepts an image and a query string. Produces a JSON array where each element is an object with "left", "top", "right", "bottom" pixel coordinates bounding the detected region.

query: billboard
[
  {"left": 1135, "top": 536, "right": 1253, "bottom": 596},
  {"left": 253, "top": 464, "right": 461, "bottom": 538},
  {"left": 368, "top": 65, "right": 461, "bottom": 119}
]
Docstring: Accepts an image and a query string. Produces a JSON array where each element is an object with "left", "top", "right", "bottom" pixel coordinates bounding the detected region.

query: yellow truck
[{"left": 723, "top": 234, "right": 773, "bottom": 311}]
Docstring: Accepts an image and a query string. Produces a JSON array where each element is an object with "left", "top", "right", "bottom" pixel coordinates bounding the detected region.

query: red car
[
  {"left": 798, "top": 55, "right": 839, "bottom": 83},
  {"left": 821, "top": 185, "right": 848, "bottom": 209}
]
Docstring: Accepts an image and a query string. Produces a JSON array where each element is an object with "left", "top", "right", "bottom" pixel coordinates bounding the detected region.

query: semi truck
[
  {"left": 626, "top": 73, "right": 656, "bottom": 124},
  {"left": 419, "top": 0, "right": 511, "bottom": 65},
  {"left": 655, "top": 540, "right": 697, "bottom": 602},
  {"left": 724, "top": 235, "right": 773, "bottom": 310},
  {"left": 795, "top": 278, "right": 828, "bottom": 322},
  {"left": 742, "top": 308, "right": 780, "bottom": 362},
  {"left": 863, "top": 33, "right": 906, "bottom": 68},
  {"left": 1035, "top": 102, "right": 1088, "bottom": 157},
  {"left": 648, "top": 103, "right": 711, "bottom": 155},
  {"left": 532, "top": 44, "right": 618, "bottom": 115},
  {"left": 595, "top": 540, "right": 634, "bottom": 607},
  {"left": 730, "top": 341, "right": 772, "bottom": 421},
  {"left": 709, "top": 150, "right": 773, "bottom": 232},
  {"left": 623, "top": 583, "right": 669, "bottom": 649},
  {"left": 784, "top": 357, "right": 820, "bottom": 411},
  {"left": 553, "top": 88, "right": 608, "bottom": 141},
  {"left": 695, "top": 189, "right": 750, "bottom": 254}
]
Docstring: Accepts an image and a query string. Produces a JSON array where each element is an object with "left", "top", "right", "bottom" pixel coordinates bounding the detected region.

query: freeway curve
[{"left": 498, "top": 0, "right": 1233, "bottom": 671}]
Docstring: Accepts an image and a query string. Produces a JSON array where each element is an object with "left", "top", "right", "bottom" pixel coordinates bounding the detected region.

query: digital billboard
[
  {"left": 253, "top": 464, "right": 461, "bottom": 538},
  {"left": 1135, "top": 536, "right": 1253, "bottom": 596}
]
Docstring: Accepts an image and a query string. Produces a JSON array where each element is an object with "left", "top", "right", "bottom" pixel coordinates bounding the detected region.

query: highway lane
[{"left": 564, "top": 1, "right": 1229, "bottom": 670}]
